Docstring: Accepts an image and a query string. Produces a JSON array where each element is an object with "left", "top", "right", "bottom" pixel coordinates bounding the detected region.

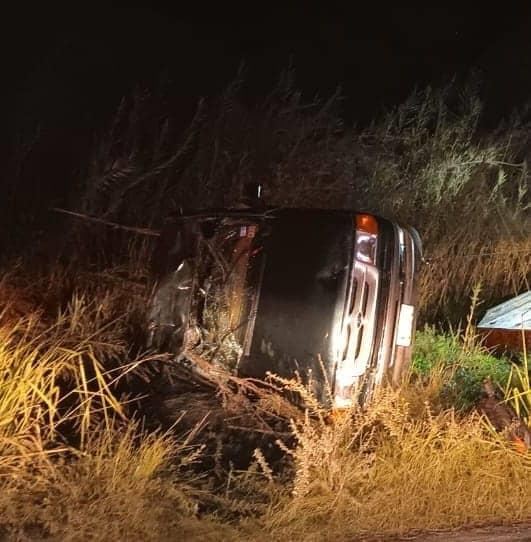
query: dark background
[{"left": 3, "top": 3, "right": 531, "bottom": 208}]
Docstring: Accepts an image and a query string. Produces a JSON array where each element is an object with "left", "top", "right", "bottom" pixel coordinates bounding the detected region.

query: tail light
[{"left": 355, "top": 214, "right": 379, "bottom": 265}]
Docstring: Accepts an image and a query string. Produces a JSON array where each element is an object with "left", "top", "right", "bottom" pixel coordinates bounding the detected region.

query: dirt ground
[{"left": 393, "top": 523, "right": 531, "bottom": 542}]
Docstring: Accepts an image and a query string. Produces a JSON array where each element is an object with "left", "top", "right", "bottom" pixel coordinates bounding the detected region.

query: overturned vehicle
[{"left": 147, "top": 207, "right": 422, "bottom": 408}]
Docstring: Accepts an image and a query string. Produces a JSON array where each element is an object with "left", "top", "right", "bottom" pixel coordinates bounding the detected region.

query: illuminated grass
[
  {"left": 1, "top": 281, "right": 531, "bottom": 541},
  {"left": 1, "top": 104, "right": 530, "bottom": 538},
  {"left": 251, "top": 387, "right": 531, "bottom": 541}
]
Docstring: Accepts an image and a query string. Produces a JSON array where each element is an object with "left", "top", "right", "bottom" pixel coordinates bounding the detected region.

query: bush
[
  {"left": 412, "top": 327, "right": 511, "bottom": 409},
  {"left": 260, "top": 389, "right": 531, "bottom": 540}
]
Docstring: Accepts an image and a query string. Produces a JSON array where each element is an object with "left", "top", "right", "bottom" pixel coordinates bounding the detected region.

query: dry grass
[
  {"left": 1, "top": 73, "right": 531, "bottom": 540},
  {"left": 0, "top": 312, "right": 122, "bottom": 472},
  {"left": 66, "top": 74, "right": 530, "bottom": 321},
  {"left": 0, "top": 264, "right": 288, "bottom": 540},
  {"left": 0, "top": 424, "right": 211, "bottom": 542},
  {"left": 0, "top": 268, "right": 245, "bottom": 541},
  {"left": 2, "top": 269, "right": 531, "bottom": 540},
  {"left": 5, "top": 74, "right": 529, "bottom": 319},
  {"left": 259, "top": 388, "right": 531, "bottom": 541}
]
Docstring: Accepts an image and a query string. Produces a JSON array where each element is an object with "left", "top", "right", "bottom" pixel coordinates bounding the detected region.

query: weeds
[
  {"left": 1, "top": 72, "right": 530, "bottom": 540},
  {"left": 250, "top": 387, "right": 531, "bottom": 541},
  {"left": 0, "top": 423, "right": 210, "bottom": 542},
  {"left": 504, "top": 331, "right": 531, "bottom": 424},
  {"left": 5, "top": 72, "right": 528, "bottom": 320},
  {"left": 411, "top": 288, "right": 512, "bottom": 410},
  {"left": 412, "top": 327, "right": 511, "bottom": 410},
  {"left": 0, "top": 268, "right": 226, "bottom": 540},
  {"left": 1, "top": 265, "right": 531, "bottom": 541},
  {"left": 60, "top": 72, "right": 530, "bottom": 321}
]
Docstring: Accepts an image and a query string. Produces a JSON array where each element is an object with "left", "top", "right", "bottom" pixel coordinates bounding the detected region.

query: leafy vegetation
[{"left": 412, "top": 327, "right": 512, "bottom": 409}]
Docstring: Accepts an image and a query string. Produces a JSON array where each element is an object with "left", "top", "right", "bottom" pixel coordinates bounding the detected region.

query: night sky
[{"left": 3, "top": 3, "right": 531, "bottom": 202}]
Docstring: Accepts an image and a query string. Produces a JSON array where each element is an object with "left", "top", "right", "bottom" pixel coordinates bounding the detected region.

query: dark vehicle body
[{"left": 147, "top": 208, "right": 422, "bottom": 408}]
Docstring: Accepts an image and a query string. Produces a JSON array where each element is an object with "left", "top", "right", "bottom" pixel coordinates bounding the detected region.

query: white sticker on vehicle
[{"left": 396, "top": 304, "right": 414, "bottom": 347}]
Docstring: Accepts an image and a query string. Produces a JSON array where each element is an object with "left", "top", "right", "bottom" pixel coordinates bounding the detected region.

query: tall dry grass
[
  {"left": 0, "top": 309, "right": 123, "bottom": 471},
  {"left": 1, "top": 70, "right": 530, "bottom": 540},
  {"left": 2, "top": 264, "right": 531, "bottom": 540},
  {"left": 259, "top": 389, "right": 531, "bottom": 541},
  {"left": 343, "top": 83, "right": 530, "bottom": 318},
  {"left": 2, "top": 70, "right": 529, "bottom": 319},
  {"left": 70, "top": 72, "right": 530, "bottom": 320},
  {"left": 0, "top": 268, "right": 228, "bottom": 541},
  {"left": 0, "top": 423, "right": 213, "bottom": 542}
]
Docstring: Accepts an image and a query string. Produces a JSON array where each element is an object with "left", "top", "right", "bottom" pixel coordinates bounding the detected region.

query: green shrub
[{"left": 412, "top": 327, "right": 511, "bottom": 409}]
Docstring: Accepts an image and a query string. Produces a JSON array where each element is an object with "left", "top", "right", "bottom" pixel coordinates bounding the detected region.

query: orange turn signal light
[{"left": 355, "top": 214, "right": 379, "bottom": 235}]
